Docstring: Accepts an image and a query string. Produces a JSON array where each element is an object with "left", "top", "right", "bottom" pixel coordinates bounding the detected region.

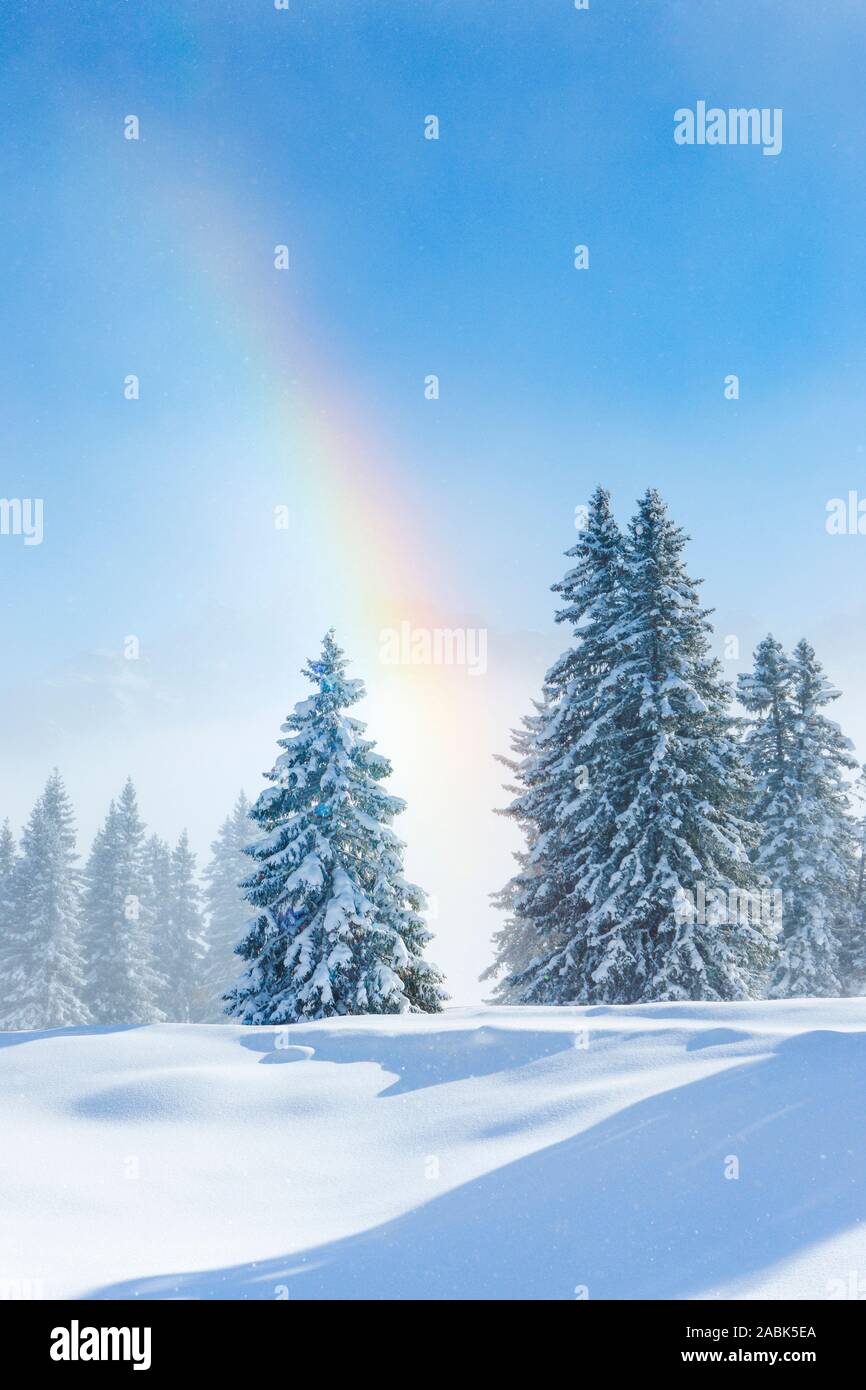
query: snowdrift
[{"left": 1, "top": 1000, "right": 865, "bottom": 1300}]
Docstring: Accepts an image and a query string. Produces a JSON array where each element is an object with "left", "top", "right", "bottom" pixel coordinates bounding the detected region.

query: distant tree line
[{"left": 0, "top": 778, "right": 252, "bottom": 1029}]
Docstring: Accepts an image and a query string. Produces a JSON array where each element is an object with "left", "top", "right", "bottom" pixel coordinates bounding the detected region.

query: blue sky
[{"left": 2, "top": 1, "right": 865, "bottom": 999}]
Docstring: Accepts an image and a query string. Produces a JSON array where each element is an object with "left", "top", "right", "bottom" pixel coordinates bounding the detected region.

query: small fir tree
[
  {"left": 0, "top": 818, "right": 21, "bottom": 1024},
  {"left": 162, "top": 831, "right": 204, "bottom": 1021},
  {"left": 199, "top": 792, "right": 252, "bottom": 1020},
  {"left": 2, "top": 772, "right": 90, "bottom": 1029},
  {"left": 82, "top": 779, "right": 165, "bottom": 1024},
  {"left": 225, "top": 631, "right": 447, "bottom": 1023},
  {"left": 741, "top": 637, "right": 857, "bottom": 997}
]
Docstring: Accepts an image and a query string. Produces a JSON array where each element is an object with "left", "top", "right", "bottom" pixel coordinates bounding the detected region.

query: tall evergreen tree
[
  {"left": 161, "top": 831, "right": 204, "bottom": 1021},
  {"left": 575, "top": 490, "right": 774, "bottom": 1002},
  {"left": 487, "top": 486, "right": 624, "bottom": 1002},
  {"left": 489, "top": 489, "right": 772, "bottom": 1003},
  {"left": 849, "top": 764, "right": 866, "bottom": 995},
  {"left": 494, "top": 489, "right": 777, "bottom": 1004},
  {"left": 82, "top": 779, "right": 165, "bottom": 1024},
  {"left": 483, "top": 698, "right": 550, "bottom": 1000},
  {"left": 740, "top": 637, "right": 857, "bottom": 997},
  {"left": 1, "top": 772, "right": 90, "bottom": 1029},
  {"left": 225, "top": 631, "right": 447, "bottom": 1023},
  {"left": 199, "top": 791, "right": 252, "bottom": 1021}
]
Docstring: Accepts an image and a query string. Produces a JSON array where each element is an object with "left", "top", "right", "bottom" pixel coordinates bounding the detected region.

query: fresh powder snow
[{"left": 1, "top": 999, "right": 864, "bottom": 1300}]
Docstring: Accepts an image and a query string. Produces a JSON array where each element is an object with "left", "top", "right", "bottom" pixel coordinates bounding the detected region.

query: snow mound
[{"left": 1, "top": 1001, "right": 865, "bottom": 1300}]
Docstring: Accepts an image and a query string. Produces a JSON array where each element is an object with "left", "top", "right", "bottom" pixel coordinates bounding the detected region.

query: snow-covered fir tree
[
  {"left": 849, "top": 764, "right": 866, "bottom": 995},
  {"left": 1, "top": 771, "right": 90, "bottom": 1029},
  {"left": 500, "top": 489, "right": 775, "bottom": 1004},
  {"left": 483, "top": 697, "right": 550, "bottom": 1000},
  {"left": 737, "top": 634, "right": 801, "bottom": 992},
  {"left": 160, "top": 831, "right": 204, "bottom": 1022},
  {"left": 740, "top": 637, "right": 858, "bottom": 997},
  {"left": 225, "top": 631, "right": 447, "bottom": 1023},
  {"left": 82, "top": 779, "right": 165, "bottom": 1024},
  {"left": 142, "top": 832, "right": 173, "bottom": 959},
  {"left": 199, "top": 791, "right": 252, "bottom": 1021},
  {"left": 141, "top": 833, "right": 179, "bottom": 1018},
  {"left": 577, "top": 490, "right": 775, "bottom": 1001},
  {"left": 487, "top": 486, "right": 624, "bottom": 1003},
  {"left": 0, "top": 818, "right": 21, "bottom": 1023},
  {"left": 0, "top": 818, "right": 17, "bottom": 907}
]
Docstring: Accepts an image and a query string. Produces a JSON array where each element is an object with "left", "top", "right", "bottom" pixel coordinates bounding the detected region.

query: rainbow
[
  {"left": 149, "top": 161, "right": 449, "bottom": 641},
  {"left": 105, "top": 129, "right": 496, "bottom": 765}
]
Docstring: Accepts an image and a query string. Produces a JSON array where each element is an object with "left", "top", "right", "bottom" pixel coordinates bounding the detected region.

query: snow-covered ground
[{"left": 2, "top": 1000, "right": 865, "bottom": 1300}]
